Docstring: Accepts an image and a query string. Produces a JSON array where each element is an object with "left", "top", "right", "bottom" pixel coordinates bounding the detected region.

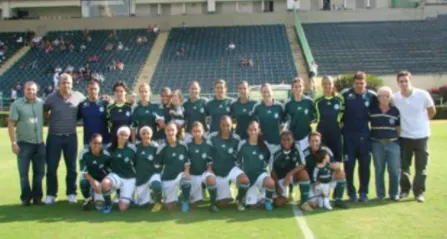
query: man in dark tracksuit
[{"left": 341, "top": 72, "right": 378, "bottom": 202}]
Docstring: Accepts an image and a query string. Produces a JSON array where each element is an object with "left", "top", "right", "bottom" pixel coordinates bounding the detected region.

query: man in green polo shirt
[{"left": 7, "top": 81, "right": 45, "bottom": 206}]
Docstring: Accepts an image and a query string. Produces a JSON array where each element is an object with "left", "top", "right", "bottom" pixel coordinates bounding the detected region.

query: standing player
[
  {"left": 156, "top": 122, "right": 192, "bottom": 212},
  {"left": 237, "top": 121, "right": 275, "bottom": 211},
  {"left": 135, "top": 127, "right": 162, "bottom": 207},
  {"left": 205, "top": 79, "right": 233, "bottom": 133},
  {"left": 183, "top": 81, "right": 208, "bottom": 143},
  {"left": 79, "top": 134, "right": 110, "bottom": 211},
  {"left": 271, "top": 131, "right": 313, "bottom": 212},
  {"left": 207, "top": 116, "right": 250, "bottom": 211},
  {"left": 131, "top": 83, "right": 158, "bottom": 143},
  {"left": 231, "top": 81, "right": 257, "bottom": 140},
  {"left": 341, "top": 72, "right": 377, "bottom": 202},
  {"left": 314, "top": 76, "right": 344, "bottom": 162},
  {"left": 154, "top": 87, "right": 172, "bottom": 143},
  {"left": 107, "top": 81, "right": 133, "bottom": 142},
  {"left": 187, "top": 122, "right": 218, "bottom": 212},
  {"left": 101, "top": 126, "right": 137, "bottom": 213},
  {"left": 284, "top": 77, "right": 314, "bottom": 151}
]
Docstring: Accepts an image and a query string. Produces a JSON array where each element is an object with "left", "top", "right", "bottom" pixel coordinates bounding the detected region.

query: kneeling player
[
  {"left": 237, "top": 121, "right": 275, "bottom": 211},
  {"left": 135, "top": 126, "right": 162, "bottom": 207},
  {"left": 271, "top": 131, "right": 313, "bottom": 211},
  {"left": 101, "top": 126, "right": 137, "bottom": 213},
  {"left": 79, "top": 134, "right": 110, "bottom": 211},
  {"left": 207, "top": 116, "right": 250, "bottom": 211},
  {"left": 187, "top": 122, "right": 218, "bottom": 211},
  {"left": 156, "top": 122, "right": 192, "bottom": 212}
]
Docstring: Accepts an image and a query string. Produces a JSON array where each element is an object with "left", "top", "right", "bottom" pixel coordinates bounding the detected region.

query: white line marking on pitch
[{"left": 292, "top": 203, "right": 315, "bottom": 239}]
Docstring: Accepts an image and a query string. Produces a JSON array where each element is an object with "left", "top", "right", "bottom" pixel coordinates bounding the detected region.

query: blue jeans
[
  {"left": 372, "top": 141, "right": 401, "bottom": 198},
  {"left": 17, "top": 142, "right": 46, "bottom": 202},
  {"left": 46, "top": 133, "right": 78, "bottom": 197}
]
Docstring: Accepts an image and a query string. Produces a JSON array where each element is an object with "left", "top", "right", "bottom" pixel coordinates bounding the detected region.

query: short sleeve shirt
[{"left": 8, "top": 98, "right": 44, "bottom": 144}]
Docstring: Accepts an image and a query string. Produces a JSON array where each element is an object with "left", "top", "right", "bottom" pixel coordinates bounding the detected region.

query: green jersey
[
  {"left": 207, "top": 132, "right": 240, "bottom": 177},
  {"left": 230, "top": 98, "right": 257, "bottom": 139},
  {"left": 79, "top": 149, "right": 111, "bottom": 181},
  {"left": 155, "top": 142, "right": 190, "bottom": 180},
  {"left": 106, "top": 143, "right": 137, "bottom": 179},
  {"left": 303, "top": 146, "right": 334, "bottom": 182},
  {"left": 205, "top": 97, "right": 233, "bottom": 133},
  {"left": 135, "top": 142, "right": 160, "bottom": 186},
  {"left": 313, "top": 163, "right": 334, "bottom": 183},
  {"left": 187, "top": 140, "right": 212, "bottom": 176},
  {"left": 250, "top": 101, "right": 285, "bottom": 145},
  {"left": 236, "top": 141, "right": 271, "bottom": 185},
  {"left": 154, "top": 103, "right": 170, "bottom": 140},
  {"left": 131, "top": 102, "right": 159, "bottom": 140},
  {"left": 183, "top": 97, "right": 208, "bottom": 133},
  {"left": 272, "top": 147, "right": 305, "bottom": 180},
  {"left": 284, "top": 96, "right": 315, "bottom": 141}
]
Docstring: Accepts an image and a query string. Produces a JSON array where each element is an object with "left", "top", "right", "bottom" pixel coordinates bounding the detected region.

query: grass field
[{"left": 0, "top": 123, "right": 446, "bottom": 239}]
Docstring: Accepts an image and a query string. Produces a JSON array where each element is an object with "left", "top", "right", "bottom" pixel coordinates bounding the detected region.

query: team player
[
  {"left": 207, "top": 116, "right": 250, "bottom": 211},
  {"left": 271, "top": 131, "right": 313, "bottom": 212},
  {"left": 101, "top": 126, "right": 137, "bottom": 213},
  {"left": 284, "top": 77, "right": 314, "bottom": 151},
  {"left": 303, "top": 132, "right": 348, "bottom": 209},
  {"left": 205, "top": 79, "right": 233, "bottom": 133},
  {"left": 314, "top": 76, "right": 344, "bottom": 162},
  {"left": 312, "top": 150, "right": 335, "bottom": 210},
  {"left": 106, "top": 81, "right": 133, "bottom": 142},
  {"left": 155, "top": 122, "right": 192, "bottom": 212},
  {"left": 135, "top": 127, "right": 162, "bottom": 207},
  {"left": 187, "top": 122, "right": 219, "bottom": 212},
  {"left": 131, "top": 83, "right": 158, "bottom": 143},
  {"left": 79, "top": 134, "right": 110, "bottom": 211},
  {"left": 154, "top": 87, "right": 172, "bottom": 143},
  {"left": 183, "top": 81, "right": 208, "bottom": 142},
  {"left": 231, "top": 81, "right": 257, "bottom": 140},
  {"left": 236, "top": 121, "right": 275, "bottom": 211},
  {"left": 341, "top": 72, "right": 377, "bottom": 202}
]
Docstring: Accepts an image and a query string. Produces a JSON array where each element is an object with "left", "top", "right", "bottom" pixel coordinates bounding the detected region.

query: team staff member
[
  {"left": 303, "top": 132, "right": 348, "bottom": 209},
  {"left": 131, "top": 83, "right": 158, "bottom": 143},
  {"left": 230, "top": 81, "right": 257, "bottom": 140},
  {"left": 107, "top": 81, "right": 133, "bottom": 142},
  {"left": 44, "top": 73, "right": 85, "bottom": 205},
  {"left": 205, "top": 79, "right": 233, "bottom": 133},
  {"left": 392, "top": 71, "right": 436, "bottom": 202},
  {"left": 314, "top": 76, "right": 344, "bottom": 162},
  {"left": 341, "top": 72, "right": 377, "bottom": 202},
  {"left": 271, "top": 131, "right": 312, "bottom": 212},
  {"left": 207, "top": 116, "right": 250, "bottom": 211},
  {"left": 284, "top": 77, "right": 314, "bottom": 151},
  {"left": 8, "top": 81, "right": 45, "bottom": 206},
  {"left": 183, "top": 81, "right": 208, "bottom": 142}
]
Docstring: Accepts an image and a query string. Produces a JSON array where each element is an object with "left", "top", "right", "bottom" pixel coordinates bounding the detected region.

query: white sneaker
[
  {"left": 45, "top": 196, "right": 57, "bottom": 205},
  {"left": 416, "top": 195, "right": 425, "bottom": 203},
  {"left": 236, "top": 200, "right": 245, "bottom": 212},
  {"left": 68, "top": 194, "right": 77, "bottom": 204},
  {"left": 318, "top": 197, "right": 324, "bottom": 208},
  {"left": 323, "top": 198, "right": 333, "bottom": 210}
]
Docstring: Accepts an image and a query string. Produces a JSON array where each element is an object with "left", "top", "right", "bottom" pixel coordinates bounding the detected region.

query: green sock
[
  {"left": 180, "top": 179, "right": 191, "bottom": 203},
  {"left": 236, "top": 183, "right": 250, "bottom": 202},
  {"left": 150, "top": 181, "right": 162, "bottom": 203},
  {"left": 79, "top": 179, "right": 90, "bottom": 199},
  {"left": 208, "top": 185, "right": 217, "bottom": 205},
  {"left": 335, "top": 179, "right": 346, "bottom": 200},
  {"left": 265, "top": 187, "right": 274, "bottom": 202},
  {"left": 299, "top": 181, "right": 311, "bottom": 204}
]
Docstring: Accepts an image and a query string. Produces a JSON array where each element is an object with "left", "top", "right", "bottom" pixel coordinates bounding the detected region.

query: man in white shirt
[{"left": 392, "top": 71, "right": 436, "bottom": 203}]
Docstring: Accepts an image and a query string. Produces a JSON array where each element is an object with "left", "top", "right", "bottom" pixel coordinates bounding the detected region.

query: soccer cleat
[
  {"left": 236, "top": 201, "right": 245, "bottom": 212},
  {"left": 101, "top": 205, "right": 112, "bottom": 214},
  {"left": 348, "top": 193, "right": 357, "bottom": 202},
  {"left": 82, "top": 197, "right": 92, "bottom": 211},
  {"left": 358, "top": 194, "right": 368, "bottom": 203},
  {"left": 399, "top": 192, "right": 409, "bottom": 199},
  {"left": 209, "top": 205, "right": 220, "bottom": 212},
  {"left": 300, "top": 202, "right": 313, "bottom": 212},
  {"left": 45, "top": 196, "right": 57, "bottom": 205},
  {"left": 181, "top": 202, "right": 190, "bottom": 212},
  {"left": 334, "top": 200, "right": 349, "bottom": 209},
  {"left": 323, "top": 198, "right": 332, "bottom": 210},
  {"left": 68, "top": 194, "right": 77, "bottom": 204},
  {"left": 264, "top": 201, "right": 273, "bottom": 211},
  {"left": 415, "top": 195, "right": 425, "bottom": 203}
]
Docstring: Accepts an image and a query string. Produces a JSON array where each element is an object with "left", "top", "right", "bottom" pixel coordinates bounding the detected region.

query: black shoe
[
  {"left": 82, "top": 198, "right": 92, "bottom": 211},
  {"left": 399, "top": 192, "right": 409, "bottom": 199},
  {"left": 21, "top": 200, "right": 31, "bottom": 206},
  {"left": 334, "top": 200, "right": 348, "bottom": 209},
  {"left": 33, "top": 199, "right": 45, "bottom": 206}
]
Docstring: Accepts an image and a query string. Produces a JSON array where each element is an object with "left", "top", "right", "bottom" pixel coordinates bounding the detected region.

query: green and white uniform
[
  {"left": 183, "top": 97, "right": 208, "bottom": 142},
  {"left": 105, "top": 143, "right": 137, "bottom": 204},
  {"left": 155, "top": 142, "right": 191, "bottom": 203},
  {"left": 230, "top": 98, "right": 257, "bottom": 140},
  {"left": 205, "top": 97, "right": 233, "bottom": 133},
  {"left": 135, "top": 142, "right": 161, "bottom": 205},
  {"left": 187, "top": 140, "right": 215, "bottom": 203},
  {"left": 250, "top": 101, "right": 284, "bottom": 154},
  {"left": 79, "top": 149, "right": 111, "bottom": 201},
  {"left": 131, "top": 102, "right": 159, "bottom": 141},
  {"left": 313, "top": 163, "right": 334, "bottom": 197},
  {"left": 284, "top": 96, "right": 315, "bottom": 151},
  {"left": 272, "top": 147, "right": 306, "bottom": 198},
  {"left": 153, "top": 103, "right": 170, "bottom": 143}
]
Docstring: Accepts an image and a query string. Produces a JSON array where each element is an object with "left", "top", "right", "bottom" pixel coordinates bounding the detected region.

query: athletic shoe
[
  {"left": 334, "top": 199, "right": 348, "bottom": 209},
  {"left": 101, "top": 205, "right": 112, "bottom": 214},
  {"left": 348, "top": 193, "right": 357, "bottom": 202},
  {"left": 236, "top": 200, "right": 245, "bottom": 212},
  {"left": 391, "top": 195, "right": 400, "bottom": 202},
  {"left": 82, "top": 197, "right": 92, "bottom": 211},
  {"left": 209, "top": 205, "right": 220, "bottom": 212},
  {"left": 399, "top": 192, "right": 409, "bottom": 199},
  {"left": 21, "top": 200, "right": 31, "bottom": 206},
  {"left": 300, "top": 202, "right": 314, "bottom": 212},
  {"left": 377, "top": 196, "right": 385, "bottom": 201},
  {"left": 33, "top": 199, "right": 45, "bottom": 206},
  {"left": 181, "top": 202, "right": 190, "bottom": 212},
  {"left": 323, "top": 198, "right": 332, "bottom": 210},
  {"left": 264, "top": 201, "right": 273, "bottom": 211},
  {"left": 358, "top": 194, "right": 368, "bottom": 203},
  {"left": 415, "top": 194, "right": 425, "bottom": 203},
  {"left": 68, "top": 194, "right": 77, "bottom": 204},
  {"left": 45, "top": 196, "right": 57, "bottom": 205}
]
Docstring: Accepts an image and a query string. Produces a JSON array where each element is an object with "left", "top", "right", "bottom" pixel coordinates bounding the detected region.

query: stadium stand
[
  {"left": 0, "top": 32, "right": 26, "bottom": 69},
  {"left": 303, "top": 17, "right": 447, "bottom": 75},
  {"left": 0, "top": 29, "right": 157, "bottom": 96},
  {"left": 151, "top": 25, "right": 298, "bottom": 93}
]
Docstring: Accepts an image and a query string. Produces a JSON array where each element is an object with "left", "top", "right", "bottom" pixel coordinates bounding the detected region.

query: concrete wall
[{"left": 16, "top": 6, "right": 81, "bottom": 18}]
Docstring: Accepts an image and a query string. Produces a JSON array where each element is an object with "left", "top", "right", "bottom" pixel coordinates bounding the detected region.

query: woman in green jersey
[
  {"left": 131, "top": 83, "right": 158, "bottom": 143},
  {"left": 183, "top": 81, "right": 208, "bottom": 143}
]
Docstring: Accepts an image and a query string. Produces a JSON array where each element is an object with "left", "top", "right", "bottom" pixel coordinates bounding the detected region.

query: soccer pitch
[{"left": 0, "top": 123, "right": 446, "bottom": 239}]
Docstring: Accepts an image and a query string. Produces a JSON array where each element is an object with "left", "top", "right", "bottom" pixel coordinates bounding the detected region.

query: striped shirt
[
  {"left": 369, "top": 106, "right": 400, "bottom": 141},
  {"left": 45, "top": 91, "right": 85, "bottom": 135}
]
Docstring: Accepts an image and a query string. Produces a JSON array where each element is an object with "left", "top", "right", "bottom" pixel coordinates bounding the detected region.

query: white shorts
[
  {"left": 309, "top": 181, "right": 336, "bottom": 202},
  {"left": 216, "top": 167, "right": 244, "bottom": 201},
  {"left": 136, "top": 174, "right": 161, "bottom": 206},
  {"left": 190, "top": 171, "right": 215, "bottom": 203},
  {"left": 245, "top": 172, "right": 269, "bottom": 205},
  {"left": 162, "top": 173, "right": 185, "bottom": 203},
  {"left": 106, "top": 173, "right": 136, "bottom": 204},
  {"left": 296, "top": 136, "right": 309, "bottom": 152},
  {"left": 266, "top": 143, "right": 280, "bottom": 171},
  {"left": 273, "top": 176, "right": 293, "bottom": 198}
]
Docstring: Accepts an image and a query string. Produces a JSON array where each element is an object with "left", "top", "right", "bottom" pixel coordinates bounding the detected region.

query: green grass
[{"left": 0, "top": 123, "right": 446, "bottom": 239}]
